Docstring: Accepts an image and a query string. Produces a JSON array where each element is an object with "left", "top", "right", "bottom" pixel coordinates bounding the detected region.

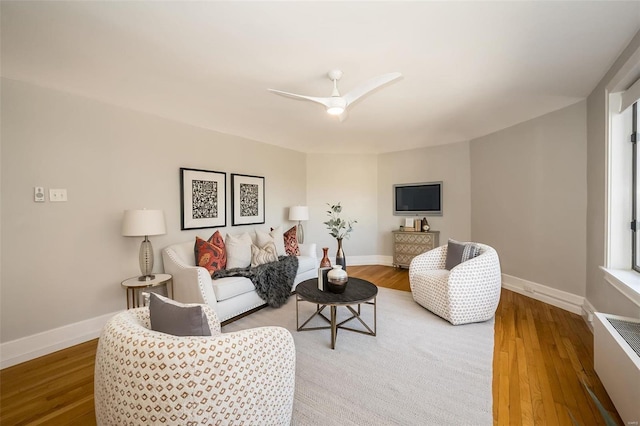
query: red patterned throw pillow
[
  {"left": 195, "top": 231, "right": 227, "bottom": 276},
  {"left": 283, "top": 226, "right": 300, "bottom": 256}
]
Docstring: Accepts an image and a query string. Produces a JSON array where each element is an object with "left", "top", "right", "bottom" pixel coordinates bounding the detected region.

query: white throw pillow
[
  {"left": 225, "top": 233, "right": 253, "bottom": 269},
  {"left": 256, "top": 226, "right": 286, "bottom": 257},
  {"left": 251, "top": 242, "right": 279, "bottom": 267}
]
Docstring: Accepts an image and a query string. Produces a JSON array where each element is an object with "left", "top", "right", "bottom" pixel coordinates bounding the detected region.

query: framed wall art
[
  {"left": 180, "top": 167, "right": 227, "bottom": 230},
  {"left": 231, "top": 173, "right": 265, "bottom": 226}
]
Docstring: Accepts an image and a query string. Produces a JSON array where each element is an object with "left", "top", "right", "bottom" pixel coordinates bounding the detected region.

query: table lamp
[
  {"left": 289, "top": 205, "right": 309, "bottom": 244},
  {"left": 122, "top": 209, "right": 167, "bottom": 281}
]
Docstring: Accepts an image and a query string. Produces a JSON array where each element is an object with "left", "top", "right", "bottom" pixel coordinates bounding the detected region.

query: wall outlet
[
  {"left": 34, "top": 187, "right": 45, "bottom": 202},
  {"left": 49, "top": 188, "right": 67, "bottom": 202}
]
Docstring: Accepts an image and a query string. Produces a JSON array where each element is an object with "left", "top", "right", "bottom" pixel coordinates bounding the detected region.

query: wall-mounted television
[{"left": 393, "top": 181, "right": 442, "bottom": 216}]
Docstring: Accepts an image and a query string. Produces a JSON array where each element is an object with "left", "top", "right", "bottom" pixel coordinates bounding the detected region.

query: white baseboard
[
  {"left": 0, "top": 310, "right": 121, "bottom": 369},
  {"left": 349, "top": 255, "right": 394, "bottom": 267},
  {"left": 320, "top": 255, "right": 394, "bottom": 267},
  {"left": 502, "top": 274, "right": 585, "bottom": 315},
  {"left": 582, "top": 298, "right": 597, "bottom": 331}
]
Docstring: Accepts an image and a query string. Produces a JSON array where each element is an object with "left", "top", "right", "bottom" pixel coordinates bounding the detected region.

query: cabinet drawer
[
  {"left": 394, "top": 233, "right": 433, "bottom": 245},
  {"left": 395, "top": 243, "right": 429, "bottom": 255}
]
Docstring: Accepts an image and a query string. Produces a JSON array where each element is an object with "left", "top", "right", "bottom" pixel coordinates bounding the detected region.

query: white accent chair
[
  {"left": 94, "top": 306, "right": 296, "bottom": 425},
  {"left": 409, "top": 243, "right": 501, "bottom": 325}
]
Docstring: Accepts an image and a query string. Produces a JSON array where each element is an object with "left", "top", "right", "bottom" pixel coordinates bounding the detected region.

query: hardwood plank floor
[{"left": 0, "top": 265, "right": 622, "bottom": 425}]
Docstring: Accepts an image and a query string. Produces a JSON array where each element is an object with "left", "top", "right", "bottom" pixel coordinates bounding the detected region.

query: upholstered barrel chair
[
  {"left": 409, "top": 243, "right": 501, "bottom": 325},
  {"left": 94, "top": 305, "right": 296, "bottom": 425}
]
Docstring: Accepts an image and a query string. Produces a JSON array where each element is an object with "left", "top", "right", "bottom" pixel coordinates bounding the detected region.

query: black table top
[{"left": 296, "top": 277, "right": 378, "bottom": 305}]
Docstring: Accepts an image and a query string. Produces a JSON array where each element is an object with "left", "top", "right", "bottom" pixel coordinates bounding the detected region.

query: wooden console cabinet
[{"left": 392, "top": 231, "right": 440, "bottom": 268}]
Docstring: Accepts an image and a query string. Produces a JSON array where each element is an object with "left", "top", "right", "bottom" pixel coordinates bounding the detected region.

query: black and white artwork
[
  {"left": 231, "top": 174, "right": 265, "bottom": 226},
  {"left": 180, "top": 168, "right": 226, "bottom": 230}
]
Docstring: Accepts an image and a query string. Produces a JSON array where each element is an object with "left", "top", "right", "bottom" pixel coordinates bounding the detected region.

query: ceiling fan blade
[
  {"left": 338, "top": 110, "right": 349, "bottom": 122},
  {"left": 267, "top": 89, "right": 331, "bottom": 108},
  {"left": 342, "top": 72, "right": 403, "bottom": 106}
]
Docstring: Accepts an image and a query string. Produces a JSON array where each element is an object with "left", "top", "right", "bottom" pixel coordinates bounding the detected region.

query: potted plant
[{"left": 324, "top": 203, "right": 357, "bottom": 270}]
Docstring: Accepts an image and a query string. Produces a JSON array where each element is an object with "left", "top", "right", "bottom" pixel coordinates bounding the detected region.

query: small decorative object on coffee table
[
  {"left": 324, "top": 202, "right": 357, "bottom": 272},
  {"left": 320, "top": 247, "right": 332, "bottom": 268},
  {"left": 296, "top": 277, "right": 377, "bottom": 349},
  {"left": 327, "top": 265, "right": 348, "bottom": 293}
]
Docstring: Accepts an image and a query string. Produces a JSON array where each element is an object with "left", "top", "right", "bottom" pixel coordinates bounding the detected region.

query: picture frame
[
  {"left": 180, "top": 167, "right": 227, "bottom": 230},
  {"left": 231, "top": 173, "right": 265, "bottom": 226}
]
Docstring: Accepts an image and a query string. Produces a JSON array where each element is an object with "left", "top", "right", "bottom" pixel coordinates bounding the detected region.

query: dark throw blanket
[{"left": 212, "top": 256, "right": 299, "bottom": 308}]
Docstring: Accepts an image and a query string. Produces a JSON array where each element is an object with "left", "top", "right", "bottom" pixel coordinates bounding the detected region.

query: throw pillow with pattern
[
  {"left": 195, "top": 231, "right": 226, "bottom": 276},
  {"left": 283, "top": 226, "right": 300, "bottom": 256},
  {"left": 251, "top": 241, "right": 279, "bottom": 267},
  {"left": 445, "top": 239, "right": 481, "bottom": 270}
]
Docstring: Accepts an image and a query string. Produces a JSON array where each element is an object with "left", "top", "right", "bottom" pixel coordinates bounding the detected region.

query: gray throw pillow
[
  {"left": 445, "top": 239, "right": 481, "bottom": 270},
  {"left": 149, "top": 293, "right": 212, "bottom": 336}
]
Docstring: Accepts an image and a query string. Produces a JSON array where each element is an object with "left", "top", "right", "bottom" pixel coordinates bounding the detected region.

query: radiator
[{"left": 593, "top": 312, "right": 640, "bottom": 425}]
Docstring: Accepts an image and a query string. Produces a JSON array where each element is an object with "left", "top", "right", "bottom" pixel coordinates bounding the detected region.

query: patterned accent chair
[
  {"left": 409, "top": 243, "right": 501, "bottom": 325},
  {"left": 94, "top": 305, "right": 296, "bottom": 425}
]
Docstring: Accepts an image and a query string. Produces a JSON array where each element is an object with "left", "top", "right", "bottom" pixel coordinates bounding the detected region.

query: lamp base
[
  {"left": 139, "top": 237, "right": 155, "bottom": 280},
  {"left": 297, "top": 222, "right": 305, "bottom": 244},
  {"left": 138, "top": 274, "right": 156, "bottom": 282}
]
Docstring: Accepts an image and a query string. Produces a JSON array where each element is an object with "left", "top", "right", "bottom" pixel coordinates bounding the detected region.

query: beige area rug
[{"left": 223, "top": 287, "right": 494, "bottom": 425}]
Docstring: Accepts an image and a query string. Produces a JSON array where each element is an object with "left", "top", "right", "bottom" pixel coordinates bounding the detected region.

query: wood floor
[{"left": 0, "top": 265, "right": 622, "bottom": 425}]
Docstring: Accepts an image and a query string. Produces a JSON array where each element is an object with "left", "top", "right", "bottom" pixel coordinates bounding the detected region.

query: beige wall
[
  {"left": 470, "top": 102, "right": 587, "bottom": 296},
  {"left": 586, "top": 30, "right": 640, "bottom": 317},
  {"left": 305, "top": 154, "right": 378, "bottom": 259},
  {"left": 377, "top": 142, "right": 472, "bottom": 256},
  {"left": 0, "top": 78, "right": 307, "bottom": 342}
]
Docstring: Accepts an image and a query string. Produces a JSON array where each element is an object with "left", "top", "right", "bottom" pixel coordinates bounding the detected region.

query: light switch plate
[
  {"left": 49, "top": 188, "right": 67, "bottom": 202},
  {"left": 34, "top": 187, "right": 45, "bottom": 202}
]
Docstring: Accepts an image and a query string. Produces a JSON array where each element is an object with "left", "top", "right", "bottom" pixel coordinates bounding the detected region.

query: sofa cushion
[
  {"left": 149, "top": 293, "right": 212, "bottom": 336},
  {"left": 225, "top": 232, "right": 253, "bottom": 269},
  {"left": 194, "top": 232, "right": 226, "bottom": 276},
  {"left": 212, "top": 276, "right": 257, "bottom": 302},
  {"left": 297, "top": 255, "right": 317, "bottom": 275},
  {"left": 251, "top": 242, "right": 278, "bottom": 267},
  {"left": 258, "top": 227, "right": 287, "bottom": 257},
  {"left": 283, "top": 226, "right": 300, "bottom": 256},
  {"left": 445, "top": 239, "right": 481, "bottom": 270}
]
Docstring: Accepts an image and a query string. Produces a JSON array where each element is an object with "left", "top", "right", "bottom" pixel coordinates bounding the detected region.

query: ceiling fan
[{"left": 268, "top": 70, "right": 402, "bottom": 120}]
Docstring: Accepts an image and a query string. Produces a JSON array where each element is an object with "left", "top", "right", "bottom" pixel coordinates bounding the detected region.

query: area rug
[{"left": 223, "top": 287, "right": 494, "bottom": 425}]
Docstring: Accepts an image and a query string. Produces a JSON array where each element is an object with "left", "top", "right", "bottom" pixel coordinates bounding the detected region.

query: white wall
[
  {"left": 377, "top": 142, "right": 472, "bottom": 256},
  {"left": 470, "top": 101, "right": 587, "bottom": 297},
  {"left": 0, "top": 78, "right": 307, "bottom": 343},
  {"left": 305, "top": 154, "right": 378, "bottom": 263}
]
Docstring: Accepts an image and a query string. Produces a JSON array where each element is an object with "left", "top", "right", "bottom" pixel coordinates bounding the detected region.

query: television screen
[{"left": 394, "top": 182, "right": 442, "bottom": 216}]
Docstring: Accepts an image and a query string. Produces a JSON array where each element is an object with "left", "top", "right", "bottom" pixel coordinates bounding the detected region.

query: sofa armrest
[
  {"left": 448, "top": 247, "right": 502, "bottom": 295},
  {"left": 409, "top": 245, "right": 447, "bottom": 278},
  {"left": 162, "top": 247, "right": 219, "bottom": 309},
  {"left": 298, "top": 243, "right": 317, "bottom": 259}
]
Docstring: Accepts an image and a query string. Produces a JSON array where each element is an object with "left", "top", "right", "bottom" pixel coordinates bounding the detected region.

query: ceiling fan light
[{"left": 327, "top": 106, "right": 345, "bottom": 115}]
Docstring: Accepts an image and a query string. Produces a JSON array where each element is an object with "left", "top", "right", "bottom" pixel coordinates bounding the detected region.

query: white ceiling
[{"left": 2, "top": 1, "right": 640, "bottom": 154}]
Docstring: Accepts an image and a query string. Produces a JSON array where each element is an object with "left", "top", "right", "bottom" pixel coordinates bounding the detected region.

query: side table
[{"left": 121, "top": 274, "right": 173, "bottom": 309}]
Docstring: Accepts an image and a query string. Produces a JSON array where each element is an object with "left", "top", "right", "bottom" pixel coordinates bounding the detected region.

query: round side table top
[
  {"left": 296, "top": 277, "right": 378, "bottom": 306},
  {"left": 121, "top": 273, "right": 172, "bottom": 288}
]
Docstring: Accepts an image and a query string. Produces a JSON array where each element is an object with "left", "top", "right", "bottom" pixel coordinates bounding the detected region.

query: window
[{"left": 633, "top": 103, "right": 640, "bottom": 271}]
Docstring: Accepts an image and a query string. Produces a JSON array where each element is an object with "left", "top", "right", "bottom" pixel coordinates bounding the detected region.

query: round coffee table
[{"left": 295, "top": 277, "right": 378, "bottom": 349}]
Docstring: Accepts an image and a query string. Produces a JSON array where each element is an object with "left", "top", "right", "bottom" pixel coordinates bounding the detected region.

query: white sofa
[{"left": 162, "top": 240, "right": 318, "bottom": 322}]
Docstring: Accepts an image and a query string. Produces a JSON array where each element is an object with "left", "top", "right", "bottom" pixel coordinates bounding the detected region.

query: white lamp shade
[
  {"left": 289, "top": 206, "right": 309, "bottom": 221},
  {"left": 122, "top": 209, "right": 167, "bottom": 237}
]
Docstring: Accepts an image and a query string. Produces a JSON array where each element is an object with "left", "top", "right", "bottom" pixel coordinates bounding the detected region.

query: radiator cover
[{"left": 593, "top": 312, "right": 640, "bottom": 425}]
